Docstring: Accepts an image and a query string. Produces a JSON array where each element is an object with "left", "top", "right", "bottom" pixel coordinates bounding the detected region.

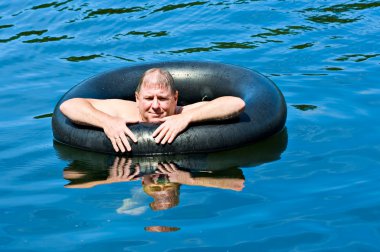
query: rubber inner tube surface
[
  {"left": 56, "top": 129, "right": 288, "bottom": 187},
  {"left": 52, "top": 61, "right": 287, "bottom": 155}
]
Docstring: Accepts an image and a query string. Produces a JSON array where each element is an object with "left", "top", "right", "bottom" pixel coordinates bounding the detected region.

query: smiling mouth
[{"left": 149, "top": 112, "right": 163, "bottom": 117}]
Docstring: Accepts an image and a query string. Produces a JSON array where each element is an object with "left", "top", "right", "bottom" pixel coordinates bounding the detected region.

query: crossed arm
[{"left": 60, "top": 96, "right": 245, "bottom": 152}]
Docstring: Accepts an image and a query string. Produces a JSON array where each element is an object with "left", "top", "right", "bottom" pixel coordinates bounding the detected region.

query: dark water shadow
[
  {"left": 54, "top": 129, "right": 287, "bottom": 225},
  {"left": 55, "top": 128, "right": 287, "bottom": 173}
]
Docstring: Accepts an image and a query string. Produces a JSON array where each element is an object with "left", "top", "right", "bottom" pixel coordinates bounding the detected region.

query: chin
[
  {"left": 146, "top": 115, "right": 164, "bottom": 123},
  {"left": 142, "top": 112, "right": 166, "bottom": 123},
  {"left": 148, "top": 118, "right": 161, "bottom": 124}
]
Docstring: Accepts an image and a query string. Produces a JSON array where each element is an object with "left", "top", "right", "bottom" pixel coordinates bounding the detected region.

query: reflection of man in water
[
  {"left": 63, "top": 157, "right": 245, "bottom": 212},
  {"left": 60, "top": 68, "right": 245, "bottom": 152},
  {"left": 143, "top": 174, "right": 180, "bottom": 211}
]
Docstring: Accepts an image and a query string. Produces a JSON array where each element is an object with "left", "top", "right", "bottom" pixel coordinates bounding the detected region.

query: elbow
[
  {"left": 59, "top": 100, "right": 69, "bottom": 115},
  {"left": 238, "top": 97, "right": 245, "bottom": 113},
  {"left": 233, "top": 97, "right": 245, "bottom": 114},
  {"left": 59, "top": 98, "right": 79, "bottom": 116}
]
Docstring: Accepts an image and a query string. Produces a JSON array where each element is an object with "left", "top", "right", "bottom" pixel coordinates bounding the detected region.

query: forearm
[
  {"left": 174, "top": 175, "right": 244, "bottom": 191},
  {"left": 59, "top": 98, "right": 110, "bottom": 129},
  {"left": 184, "top": 96, "right": 245, "bottom": 123},
  {"left": 61, "top": 98, "right": 137, "bottom": 152},
  {"left": 152, "top": 96, "right": 245, "bottom": 144}
]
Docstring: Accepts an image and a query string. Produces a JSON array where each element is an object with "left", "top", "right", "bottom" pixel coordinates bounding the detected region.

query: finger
[
  {"left": 128, "top": 164, "right": 140, "bottom": 180},
  {"left": 124, "top": 127, "right": 137, "bottom": 143},
  {"left": 158, "top": 117, "right": 168, "bottom": 122},
  {"left": 126, "top": 158, "right": 132, "bottom": 169},
  {"left": 120, "top": 158, "right": 131, "bottom": 179},
  {"left": 162, "top": 163, "right": 174, "bottom": 173},
  {"left": 120, "top": 134, "right": 131, "bottom": 152},
  {"left": 111, "top": 138, "right": 119, "bottom": 152},
  {"left": 152, "top": 123, "right": 165, "bottom": 137},
  {"left": 168, "top": 130, "right": 179, "bottom": 144},
  {"left": 122, "top": 169, "right": 131, "bottom": 179},
  {"left": 119, "top": 156, "right": 126, "bottom": 167},
  {"left": 166, "top": 162, "right": 177, "bottom": 173},
  {"left": 135, "top": 163, "right": 141, "bottom": 174},
  {"left": 111, "top": 156, "right": 119, "bottom": 168},
  {"left": 157, "top": 163, "right": 167, "bottom": 174},
  {"left": 118, "top": 157, "right": 127, "bottom": 177},
  {"left": 109, "top": 157, "right": 119, "bottom": 177},
  {"left": 168, "top": 162, "right": 178, "bottom": 172},
  {"left": 115, "top": 138, "right": 125, "bottom": 153},
  {"left": 161, "top": 129, "right": 173, "bottom": 144},
  {"left": 155, "top": 126, "right": 169, "bottom": 144}
]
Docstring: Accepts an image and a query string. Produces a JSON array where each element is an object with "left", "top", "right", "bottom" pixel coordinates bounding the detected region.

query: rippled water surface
[{"left": 1, "top": 0, "right": 380, "bottom": 251}]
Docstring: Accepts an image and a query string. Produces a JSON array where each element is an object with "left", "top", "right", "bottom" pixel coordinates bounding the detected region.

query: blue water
[{"left": 1, "top": 0, "right": 380, "bottom": 251}]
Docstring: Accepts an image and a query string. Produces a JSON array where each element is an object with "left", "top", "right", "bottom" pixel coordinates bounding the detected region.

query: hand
[
  {"left": 103, "top": 116, "right": 138, "bottom": 152},
  {"left": 156, "top": 162, "right": 178, "bottom": 174},
  {"left": 156, "top": 162, "right": 192, "bottom": 184},
  {"left": 152, "top": 114, "right": 191, "bottom": 144},
  {"left": 108, "top": 157, "right": 140, "bottom": 182}
]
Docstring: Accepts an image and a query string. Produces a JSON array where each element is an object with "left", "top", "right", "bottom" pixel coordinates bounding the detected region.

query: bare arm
[
  {"left": 181, "top": 96, "right": 245, "bottom": 122},
  {"left": 64, "top": 157, "right": 140, "bottom": 188},
  {"left": 60, "top": 98, "right": 113, "bottom": 127},
  {"left": 60, "top": 98, "right": 138, "bottom": 152},
  {"left": 156, "top": 163, "right": 245, "bottom": 191},
  {"left": 152, "top": 96, "right": 245, "bottom": 144}
]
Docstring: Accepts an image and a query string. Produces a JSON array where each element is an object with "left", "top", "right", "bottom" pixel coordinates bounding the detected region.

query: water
[{"left": 1, "top": 0, "right": 380, "bottom": 251}]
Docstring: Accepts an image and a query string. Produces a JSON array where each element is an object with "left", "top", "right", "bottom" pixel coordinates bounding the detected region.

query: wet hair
[{"left": 135, "top": 68, "right": 176, "bottom": 94}]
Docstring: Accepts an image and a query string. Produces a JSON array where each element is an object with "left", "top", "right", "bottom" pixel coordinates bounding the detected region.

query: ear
[
  {"left": 174, "top": 90, "right": 178, "bottom": 102},
  {"left": 135, "top": 92, "right": 140, "bottom": 106}
]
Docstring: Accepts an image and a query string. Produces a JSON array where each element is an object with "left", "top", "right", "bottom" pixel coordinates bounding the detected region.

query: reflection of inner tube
[
  {"left": 52, "top": 61, "right": 287, "bottom": 155},
  {"left": 55, "top": 128, "right": 288, "bottom": 174}
]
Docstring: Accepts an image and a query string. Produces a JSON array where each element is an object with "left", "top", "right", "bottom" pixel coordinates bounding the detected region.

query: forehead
[{"left": 139, "top": 82, "right": 172, "bottom": 95}]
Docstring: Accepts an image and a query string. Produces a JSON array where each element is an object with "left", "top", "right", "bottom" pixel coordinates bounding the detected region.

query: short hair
[{"left": 136, "top": 68, "right": 176, "bottom": 94}]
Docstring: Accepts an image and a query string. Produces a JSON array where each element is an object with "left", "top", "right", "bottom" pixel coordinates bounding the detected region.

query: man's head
[
  {"left": 142, "top": 174, "right": 180, "bottom": 211},
  {"left": 135, "top": 68, "right": 178, "bottom": 123}
]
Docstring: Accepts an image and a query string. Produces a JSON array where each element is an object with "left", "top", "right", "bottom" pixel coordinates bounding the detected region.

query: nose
[{"left": 152, "top": 97, "right": 159, "bottom": 109}]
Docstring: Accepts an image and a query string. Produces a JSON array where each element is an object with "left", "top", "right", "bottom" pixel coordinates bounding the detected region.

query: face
[{"left": 135, "top": 83, "right": 178, "bottom": 123}]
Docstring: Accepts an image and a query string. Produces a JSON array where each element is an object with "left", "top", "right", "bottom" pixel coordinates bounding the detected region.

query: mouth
[{"left": 149, "top": 112, "right": 164, "bottom": 117}]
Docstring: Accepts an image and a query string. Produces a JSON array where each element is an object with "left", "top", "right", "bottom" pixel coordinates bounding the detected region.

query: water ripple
[
  {"left": 292, "top": 104, "right": 318, "bottom": 111},
  {"left": 63, "top": 54, "right": 103, "bottom": 62},
  {"left": 31, "top": 0, "right": 73, "bottom": 10},
  {"left": 308, "top": 2, "right": 380, "bottom": 13},
  {"left": 23, "top": 35, "right": 73, "bottom": 43},
  {"left": 251, "top": 25, "right": 315, "bottom": 38},
  {"left": 335, "top": 53, "right": 380, "bottom": 62},
  {"left": 168, "top": 41, "right": 256, "bottom": 54},
  {"left": 84, "top": 7, "right": 146, "bottom": 19},
  {"left": 152, "top": 1, "right": 208, "bottom": 13},
  {"left": 115, "top": 30, "right": 169, "bottom": 39},
  {"left": 307, "top": 14, "right": 360, "bottom": 24},
  {"left": 0, "top": 24, "right": 13, "bottom": 29},
  {"left": 290, "top": 42, "right": 314, "bottom": 50},
  {"left": 0, "top": 29, "right": 48, "bottom": 43}
]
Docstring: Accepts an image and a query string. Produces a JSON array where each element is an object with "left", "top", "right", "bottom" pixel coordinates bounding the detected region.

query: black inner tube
[{"left": 52, "top": 61, "right": 287, "bottom": 155}]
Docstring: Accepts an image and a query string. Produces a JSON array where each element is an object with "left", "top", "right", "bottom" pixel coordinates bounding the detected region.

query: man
[{"left": 60, "top": 68, "right": 245, "bottom": 153}]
